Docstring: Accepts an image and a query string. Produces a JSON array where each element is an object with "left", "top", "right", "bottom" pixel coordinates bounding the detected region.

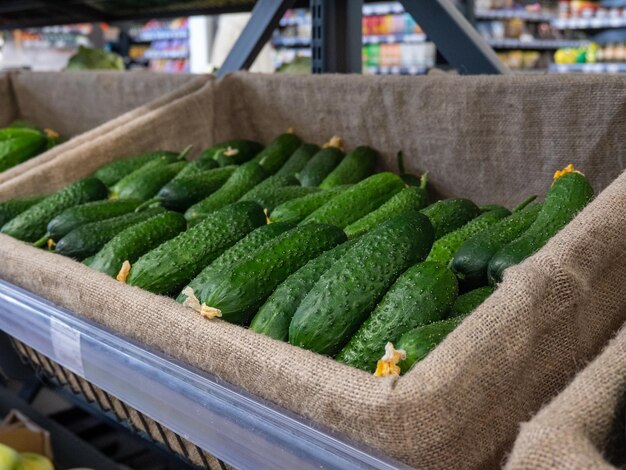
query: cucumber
[
  {"left": 396, "top": 317, "right": 463, "bottom": 373},
  {"left": 244, "top": 186, "right": 320, "bottom": 213},
  {"left": 250, "top": 239, "right": 356, "bottom": 341},
  {"left": 275, "top": 143, "right": 320, "bottom": 178},
  {"left": 37, "top": 199, "right": 142, "bottom": 246},
  {"left": 302, "top": 172, "right": 405, "bottom": 228},
  {"left": 344, "top": 185, "right": 429, "bottom": 239},
  {"left": 336, "top": 261, "right": 458, "bottom": 371},
  {"left": 449, "top": 286, "right": 494, "bottom": 318},
  {"left": 298, "top": 147, "right": 344, "bottom": 187},
  {"left": 420, "top": 198, "right": 481, "bottom": 239},
  {"left": 112, "top": 161, "right": 187, "bottom": 201},
  {"left": 82, "top": 256, "right": 94, "bottom": 266},
  {"left": 89, "top": 211, "right": 187, "bottom": 277},
  {"left": 184, "top": 162, "right": 268, "bottom": 224},
  {"left": 201, "top": 140, "right": 263, "bottom": 167},
  {"left": 108, "top": 153, "right": 182, "bottom": 196},
  {"left": 127, "top": 201, "right": 266, "bottom": 294},
  {"left": 451, "top": 204, "right": 541, "bottom": 289},
  {"left": 0, "top": 195, "right": 46, "bottom": 228},
  {"left": 1, "top": 178, "right": 108, "bottom": 242},
  {"left": 174, "top": 158, "right": 217, "bottom": 179},
  {"left": 239, "top": 175, "right": 299, "bottom": 202},
  {"left": 319, "top": 146, "right": 377, "bottom": 189},
  {"left": 94, "top": 151, "right": 179, "bottom": 187},
  {"left": 289, "top": 211, "right": 435, "bottom": 356},
  {"left": 0, "top": 128, "right": 47, "bottom": 172},
  {"left": 488, "top": 168, "right": 593, "bottom": 284},
  {"left": 197, "top": 223, "right": 347, "bottom": 324},
  {"left": 396, "top": 151, "right": 423, "bottom": 187},
  {"left": 252, "top": 133, "right": 302, "bottom": 173},
  {"left": 176, "top": 221, "right": 296, "bottom": 303},
  {"left": 479, "top": 204, "right": 506, "bottom": 213},
  {"left": 426, "top": 207, "right": 511, "bottom": 266},
  {"left": 269, "top": 186, "right": 350, "bottom": 223},
  {"left": 156, "top": 166, "right": 236, "bottom": 211},
  {"left": 54, "top": 207, "right": 165, "bottom": 260}
]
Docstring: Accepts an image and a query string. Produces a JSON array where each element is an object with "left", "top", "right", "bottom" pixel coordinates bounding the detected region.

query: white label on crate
[{"left": 50, "top": 317, "right": 84, "bottom": 376}]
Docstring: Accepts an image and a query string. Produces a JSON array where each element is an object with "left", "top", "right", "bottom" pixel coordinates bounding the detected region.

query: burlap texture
[
  {"left": 0, "top": 71, "right": 207, "bottom": 186},
  {"left": 1, "top": 72, "right": 626, "bottom": 468},
  {"left": 506, "top": 324, "right": 626, "bottom": 469}
]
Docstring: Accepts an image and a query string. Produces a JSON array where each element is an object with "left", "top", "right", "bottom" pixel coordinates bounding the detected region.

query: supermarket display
[
  {"left": 128, "top": 18, "right": 190, "bottom": 73},
  {"left": 65, "top": 46, "right": 124, "bottom": 70}
]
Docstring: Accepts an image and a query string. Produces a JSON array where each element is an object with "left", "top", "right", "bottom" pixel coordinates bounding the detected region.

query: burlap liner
[
  {"left": 1, "top": 73, "right": 626, "bottom": 468},
  {"left": 506, "top": 322, "right": 626, "bottom": 469},
  {"left": 0, "top": 71, "right": 207, "bottom": 185}
]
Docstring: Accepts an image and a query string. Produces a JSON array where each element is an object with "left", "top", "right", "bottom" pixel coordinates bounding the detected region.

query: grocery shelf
[
  {"left": 487, "top": 38, "right": 590, "bottom": 49},
  {"left": 549, "top": 62, "right": 626, "bottom": 72},
  {"left": 553, "top": 16, "right": 626, "bottom": 29},
  {"left": 143, "top": 50, "right": 189, "bottom": 60},
  {"left": 0, "top": 279, "right": 410, "bottom": 470},
  {"left": 272, "top": 36, "right": 311, "bottom": 48},
  {"left": 363, "top": 2, "right": 405, "bottom": 16},
  {"left": 136, "top": 30, "right": 189, "bottom": 42},
  {"left": 362, "top": 33, "right": 427, "bottom": 44},
  {"left": 474, "top": 9, "right": 555, "bottom": 22},
  {"left": 367, "top": 65, "right": 428, "bottom": 75}
]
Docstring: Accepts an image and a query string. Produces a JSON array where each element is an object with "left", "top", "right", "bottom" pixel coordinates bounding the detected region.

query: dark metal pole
[
  {"left": 311, "top": 0, "right": 363, "bottom": 73},
  {"left": 400, "top": 0, "right": 508, "bottom": 74},
  {"left": 217, "top": 0, "right": 296, "bottom": 77}
]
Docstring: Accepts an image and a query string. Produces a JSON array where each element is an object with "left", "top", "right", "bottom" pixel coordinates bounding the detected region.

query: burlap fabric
[
  {"left": 1, "top": 72, "right": 626, "bottom": 468},
  {"left": 0, "top": 71, "right": 206, "bottom": 185},
  {"left": 506, "top": 323, "right": 626, "bottom": 469}
]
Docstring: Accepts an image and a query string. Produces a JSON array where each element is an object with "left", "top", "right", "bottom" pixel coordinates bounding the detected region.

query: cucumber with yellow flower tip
[
  {"left": 275, "top": 143, "right": 320, "bottom": 178},
  {"left": 297, "top": 136, "right": 345, "bottom": 187},
  {"left": 319, "top": 145, "right": 378, "bottom": 189},
  {"left": 488, "top": 164, "right": 593, "bottom": 284},
  {"left": 252, "top": 132, "right": 302, "bottom": 173},
  {"left": 93, "top": 150, "right": 179, "bottom": 187},
  {"left": 201, "top": 139, "right": 264, "bottom": 167}
]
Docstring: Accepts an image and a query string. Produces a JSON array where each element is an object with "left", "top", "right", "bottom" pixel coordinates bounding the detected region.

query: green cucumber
[
  {"left": 420, "top": 198, "right": 481, "bottom": 240},
  {"left": 0, "top": 195, "right": 46, "bottom": 228},
  {"left": 0, "top": 128, "right": 47, "bottom": 172},
  {"left": 289, "top": 211, "right": 435, "bottom": 356},
  {"left": 177, "top": 221, "right": 296, "bottom": 303},
  {"left": 302, "top": 172, "right": 405, "bottom": 228},
  {"left": 275, "top": 143, "right": 320, "bottom": 178},
  {"left": 201, "top": 140, "right": 263, "bottom": 167},
  {"left": 319, "top": 146, "right": 377, "bottom": 189},
  {"left": 197, "top": 223, "right": 347, "bottom": 324},
  {"left": 396, "top": 151, "right": 423, "bottom": 187},
  {"left": 112, "top": 161, "right": 187, "bottom": 201},
  {"left": 108, "top": 153, "right": 183, "bottom": 197},
  {"left": 239, "top": 175, "right": 299, "bottom": 202},
  {"left": 336, "top": 261, "right": 458, "bottom": 371},
  {"left": 36, "top": 199, "right": 142, "bottom": 246},
  {"left": 82, "top": 256, "right": 94, "bottom": 266},
  {"left": 451, "top": 204, "right": 541, "bottom": 289},
  {"left": 184, "top": 162, "right": 268, "bottom": 223},
  {"left": 250, "top": 239, "right": 356, "bottom": 341},
  {"left": 252, "top": 133, "right": 302, "bottom": 173},
  {"left": 156, "top": 166, "right": 236, "bottom": 211},
  {"left": 426, "top": 207, "right": 511, "bottom": 266},
  {"left": 397, "top": 317, "right": 463, "bottom": 373},
  {"left": 89, "top": 211, "right": 187, "bottom": 277},
  {"left": 54, "top": 207, "right": 165, "bottom": 260},
  {"left": 479, "top": 204, "right": 507, "bottom": 213},
  {"left": 298, "top": 147, "right": 344, "bottom": 187},
  {"left": 269, "top": 186, "right": 350, "bottom": 223},
  {"left": 488, "top": 169, "right": 593, "bottom": 284},
  {"left": 174, "top": 158, "right": 217, "bottom": 178},
  {"left": 244, "top": 186, "right": 321, "bottom": 213},
  {"left": 127, "top": 201, "right": 266, "bottom": 294},
  {"left": 94, "top": 151, "right": 178, "bottom": 187},
  {"left": 344, "top": 184, "right": 429, "bottom": 239},
  {"left": 1, "top": 178, "right": 108, "bottom": 242},
  {"left": 449, "top": 286, "right": 494, "bottom": 318}
]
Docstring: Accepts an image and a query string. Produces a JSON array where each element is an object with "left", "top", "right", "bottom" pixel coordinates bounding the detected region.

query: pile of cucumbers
[
  {"left": 0, "top": 121, "right": 60, "bottom": 172},
  {"left": 0, "top": 131, "right": 594, "bottom": 375}
]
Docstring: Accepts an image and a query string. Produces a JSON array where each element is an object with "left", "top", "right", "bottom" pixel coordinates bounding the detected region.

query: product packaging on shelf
[
  {"left": 0, "top": 71, "right": 207, "bottom": 185},
  {"left": 1, "top": 72, "right": 626, "bottom": 468},
  {"left": 507, "top": 321, "right": 626, "bottom": 469}
]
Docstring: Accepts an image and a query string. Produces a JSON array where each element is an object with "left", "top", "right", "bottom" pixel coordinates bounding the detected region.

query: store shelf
[
  {"left": 362, "top": 2, "right": 404, "bottom": 16},
  {"left": 549, "top": 62, "right": 626, "bottom": 72},
  {"left": 475, "top": 9, "right": 555, "bottom": 21},
  {"left": 272, "top": 36, "right": 311, "bottom": 47},
  {"left": 362, "top": 33, "right": 426, "bottom": 44},
  {"left": 143, "top": 50, "right": 189, "bottom": 60},
  {"left": 487, "top": 38, "right": 590, "bottom": 49},
  {"left": 0, "top": 280, "right": 409, "bottom": 470},
  {"left": 367, "top": 66, "right": 428, "bottom": 75},
  {"left": 553, "top": 16, "right": 626, "bottom": 29},
  {"left": 279, "top": 15, "right": 310, "bottom": 27},
  {"left": 136, "top": 30, "right": 189, "bottom": 42}
]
